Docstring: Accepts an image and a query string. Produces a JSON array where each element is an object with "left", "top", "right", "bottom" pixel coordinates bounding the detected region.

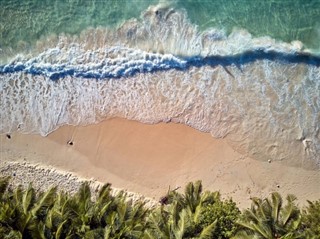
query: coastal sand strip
[{"left": 1, "top": 118, "right": 319, "bottom": 208}]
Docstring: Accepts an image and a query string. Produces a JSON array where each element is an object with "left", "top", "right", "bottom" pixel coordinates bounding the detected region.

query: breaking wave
[{"left": 1, "top": 5, "right": 319, "bottom": 168}]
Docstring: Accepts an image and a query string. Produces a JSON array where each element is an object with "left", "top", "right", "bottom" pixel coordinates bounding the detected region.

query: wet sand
[{"left": 1, "top": 118, "right": 319, "bottom": 208}]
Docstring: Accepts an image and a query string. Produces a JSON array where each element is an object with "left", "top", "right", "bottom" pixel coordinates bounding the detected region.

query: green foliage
[
  {"left": 103, "top": 192, "right": 149, "bottom": 239},
  {"left": 199, "top": 198, "right": 240, "bottom": 239},
  {"left": 234, "top": 192, "right": 303, "bottom": 239},
  {"left": 0, "top": 177, "right": 10, "bottom": 200},
  {"left": 0, "top": 177, "right": 319, "bottom": 239},
  {"left": 0, "top": 178, "right": 149, "bottom": 239},
  {"left": 145, "top": 201, "right": 217, "bottom": 239},
  {"left": 0, "top": 177, "right": 57, "bottom": 239},
  {"left": 146, "top": 181, "right": 238, "bottom": 239},
  {"left": 301, "top": 200, "right": 320, "bottom": 238}
]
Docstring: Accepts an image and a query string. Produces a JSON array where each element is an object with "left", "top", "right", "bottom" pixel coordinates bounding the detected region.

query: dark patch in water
[{"left": 0, "top": 50, "right": 319, "bottom": 81}]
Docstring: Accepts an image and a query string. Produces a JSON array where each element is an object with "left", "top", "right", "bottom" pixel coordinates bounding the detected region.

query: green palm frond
[
  {"left": 97, "top": 184, "right": 112, "bottom": 199},
  {"left": 84, "top": 228, "right": 104, "bottom": 239},
  {"left": 200, "top": 190, "right": 220, "bottom": 205},
  {"left": 193, "top": 202, "right": 203, "bottom": 224},
  {"left": 173, "top": 208, "right": 189, "bottom": 239},
  {"left": 103, "top": 225, "right": 112, "bottom": 239},
  {"left": 146, "top": 208, "right": 170, "bottom": 239},
  {"left": 184, "top": 181, "right": 203, "bottom": 212},
  {"left": 242, "top": 208, "right": 260, "bottom": 224},
  {"left": 61, "top": 198, "right": 78, "bottom": 220},
  {"left": 271, "top": 192, "right": 283, "bottom": 222},
  {"left": 28, "top": 220, "right": 46, "bottom": 239},
  {"left": 232, "top": 230, "right": 258, "bottom": 239},
  {"left": 142, "top": 229, "right": 157, "bottom": 239},
  {"left": 117, "top": 199, "right": 129, "bottom": 227},
  {"left": 252, "top": 222, "right": 273, "bottom": 238},
  {"left": 75, "top": 182, "right": 92, "bottom": 214},
  {"left": 96, "top": 201, "right": 112, "bottom": 223},
  {"left": 198, "top": 219, "right": 217, "bottom": 239},
  {"left": 281, "top": 195, "right": 299, "bottom": 227},
  {"left": 0, "top": 177, "right": 10, "bottom": 200},
  {"left": 258, "top": 200, "right": 270, "bottom": 222},
  {"left": 78, "top": 183, "right": 91, "bottom": 201},
  {"left": 55, "top": 219, "right": 68, "bottom": 239},
  {"left": 236, "top": 192, "right": 302, "bottom": 239},
  {"left": 21, "top": 184, "right": 36, "bottom": 215},
  {"left": 237, "top": 220, "right": 259, "bottom": 233},
  {"left": 301, "top": 200, "right": 320, "bottom": 238},
  {"left": 31, "top": 186, "right": 57, "bottom": 218},
  {"left": 3, "top": 230, "right": 23, "bottom": 239}
]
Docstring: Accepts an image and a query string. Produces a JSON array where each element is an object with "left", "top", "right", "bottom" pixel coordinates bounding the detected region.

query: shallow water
[
  {"left": 1, "top": 1, "right": 319, "bottom": 168},
  {"left": 1, "top": 0, "right": 319, "bottom": 52}
]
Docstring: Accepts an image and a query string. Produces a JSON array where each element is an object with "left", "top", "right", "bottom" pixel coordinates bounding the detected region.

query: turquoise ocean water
[
  {"left": 1, "top": 0, "right": 320, "bottom": 52},
  {"left": 1, "top": 0, "right": 320, "bottom": 168}
]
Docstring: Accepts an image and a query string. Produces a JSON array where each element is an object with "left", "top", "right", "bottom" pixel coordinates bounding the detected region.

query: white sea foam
[{"left": 0, "top": 5, "right": 319, "bottom": 168}]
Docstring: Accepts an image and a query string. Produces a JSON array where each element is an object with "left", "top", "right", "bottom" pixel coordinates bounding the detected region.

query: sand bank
[{"left": 1, "top": 118, "right": 319, "bottom": 208}]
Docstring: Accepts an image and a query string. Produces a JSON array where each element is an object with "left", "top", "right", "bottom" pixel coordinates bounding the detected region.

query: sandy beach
[{"left": 1, "top": 117, "right": 319, "bottom": 208}]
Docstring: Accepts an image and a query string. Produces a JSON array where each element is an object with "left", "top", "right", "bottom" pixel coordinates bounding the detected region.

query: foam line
[{"left": 1, "top": 50, "right": 319, "bottom": 81}]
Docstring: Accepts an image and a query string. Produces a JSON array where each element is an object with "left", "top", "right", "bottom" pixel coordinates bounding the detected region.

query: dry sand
[{"left": 1, "top": 117, "right": 319, "bottom": 208}]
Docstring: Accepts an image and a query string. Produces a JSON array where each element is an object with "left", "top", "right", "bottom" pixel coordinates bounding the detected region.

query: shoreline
[{"left": 1, "top": 118, "right": 319, "bottom": 208}]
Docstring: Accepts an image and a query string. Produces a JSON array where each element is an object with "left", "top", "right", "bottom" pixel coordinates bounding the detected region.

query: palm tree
[
  {"left": 144, "top": 181, "right": 217, "bottom": 239},
  {"left": 234, "top": 192, "right": 303, "bottom": 239},
  {"left": 0, "top": 177, "right": 57, "bottom": 239},
  {"left": 43, "top": 183, "right": 114, "bottom": 239},
  {"left": 47, "top": 182, "right": 96, "bottom": 238},
  {"left": 43, "top": 182, "right": 148, "bottom": 239},
  {"left": 167, "top": 181, "right": 220, "bottom": 212},
  {"left": 301, "top": 200, "right": 320, "bottom": 238},
  {"left": 103, "top": 191, "right": 149, "bottom": 239},
  {"left": 0, "top": 177, "right": 19, "bottom": 238},
  {"left": 43, "top": 191, "right": 72, "bottom": 238},
  {"left": 144, "top": 201, "right": 216, "bottom": 239}
]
